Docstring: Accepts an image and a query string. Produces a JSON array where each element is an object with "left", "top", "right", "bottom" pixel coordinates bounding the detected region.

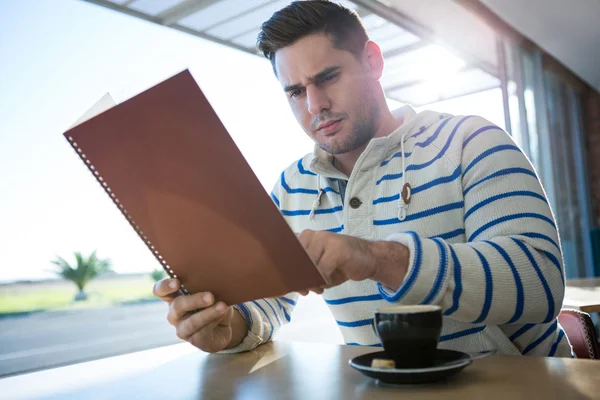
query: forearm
[
  {"left": 225, "top": 308, "right": 249, "bottom": 349},
  {"left": 378, "top": 232, "right": 564, "bottom": 325},
  {"left": 368, "top": 240, "right": 409, "bottom": 292}
]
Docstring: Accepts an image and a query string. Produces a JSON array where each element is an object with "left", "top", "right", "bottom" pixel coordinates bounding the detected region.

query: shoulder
[
  {"left": 424, "top": 113, "right": 514, "bottom": 157},
  {"left": 270, "top": 153, "right": 319, "bottom": 206}
]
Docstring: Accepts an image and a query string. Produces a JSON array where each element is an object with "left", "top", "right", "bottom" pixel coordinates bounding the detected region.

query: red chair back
[{"left": 558, "top": 309, "right": 599, "bottom": 359}]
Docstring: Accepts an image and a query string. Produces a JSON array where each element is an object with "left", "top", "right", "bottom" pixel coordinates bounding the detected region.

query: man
[{"left": 154, "top": 0, "right": 572, "bottom": 357}]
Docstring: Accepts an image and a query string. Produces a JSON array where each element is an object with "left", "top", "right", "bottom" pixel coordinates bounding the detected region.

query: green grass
[{"left": 0, "top": 274, "right": 157, "bottom": 314}]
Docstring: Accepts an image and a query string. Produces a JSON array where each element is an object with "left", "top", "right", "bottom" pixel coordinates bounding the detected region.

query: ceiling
[
  {"left": 82, "top": 0, "right": 501, "bottom": 106},
  {"left": 481, "top": 0, "right": 600, "bottom": 93}
]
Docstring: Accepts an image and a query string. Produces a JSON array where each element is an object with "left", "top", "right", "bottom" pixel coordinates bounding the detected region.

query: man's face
[{"left": 274, "top": 33, "right": 380, "bottom": 155}]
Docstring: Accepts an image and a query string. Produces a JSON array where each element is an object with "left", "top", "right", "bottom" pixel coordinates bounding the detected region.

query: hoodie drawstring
[
  {"left": 398, "top": 131, "right": 411, "bottom": 221},
  {"left": 309, "top": 175, "right": 324, "bottom": 220}
]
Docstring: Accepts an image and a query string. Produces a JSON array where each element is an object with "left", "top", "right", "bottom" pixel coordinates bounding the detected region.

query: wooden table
[
  {"left": 565, "top": 278, "right": 600, "bottom": 313},
  {"left": 1, "top": 341, "right": 599, "bottom": 400}
]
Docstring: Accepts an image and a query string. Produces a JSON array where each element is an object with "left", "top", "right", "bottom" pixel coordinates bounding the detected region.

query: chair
[{"left": 557, "top": 308, "right": 599, "bottom": 359}]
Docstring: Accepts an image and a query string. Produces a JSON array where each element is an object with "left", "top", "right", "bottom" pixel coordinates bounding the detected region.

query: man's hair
[{"left": 257, "top": 0, "right": 369, "bottom": 74}]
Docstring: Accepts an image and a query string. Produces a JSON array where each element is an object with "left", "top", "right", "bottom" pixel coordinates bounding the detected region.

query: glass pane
[
  {"left": 360, "top": 14, "right": 388, "bottom": 31},
  {"left": 387, "top": 68, "right": 499, "bottom": 106},
  {"left": 178, "top": 0, "right": 272, "bottom": 32},
  {"left": 521, "top": 51, "right": 540, "bottom": 171},
  {"left": 128, "top": 0, "right": 186, "bottom": 16},
  {"left": 231, "top": 28, "right": 261, "bottom": 49},
  {"left": 206, "top": 0, "right": 291, "bottom": 40},
  {"left": 382, "top": 44, "right": 466, "bottom": 89}
]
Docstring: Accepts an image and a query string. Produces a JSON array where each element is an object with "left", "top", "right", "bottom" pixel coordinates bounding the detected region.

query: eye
[
  {"left": 290, "top": 88, "right": 305, "bottom": 99},
  {"left": 322, "top": 74, "right": 338, "bottom": 84}
]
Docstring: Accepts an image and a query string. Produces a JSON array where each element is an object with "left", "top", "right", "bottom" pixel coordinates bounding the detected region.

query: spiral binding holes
[{"left": 67, "top": 135, "right": 190, "bottom": 295}]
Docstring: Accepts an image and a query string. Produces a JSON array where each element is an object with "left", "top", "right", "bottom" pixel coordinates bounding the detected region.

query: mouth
[{"left": 316, "top": 119, "right": 343, "bottom": 136}]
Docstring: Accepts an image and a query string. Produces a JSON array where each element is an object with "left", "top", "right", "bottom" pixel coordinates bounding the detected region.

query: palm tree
[
  {"left": 50, "top": 251, "right": 112, "bottom": 301},
  {"left": 150, "top": 268, "right": 166, "bottom": 283}
]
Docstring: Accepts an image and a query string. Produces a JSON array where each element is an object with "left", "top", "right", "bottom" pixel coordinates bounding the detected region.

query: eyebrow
[{"left": 284, "top": 66, "right": 341, "bottom": 93}]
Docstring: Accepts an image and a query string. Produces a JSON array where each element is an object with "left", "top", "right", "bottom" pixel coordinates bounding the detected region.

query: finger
[
  {"left": 176, "top": 302, "right": 228, "bottom": 340},
  {"left": 153, "top": 278, "right": 181, "bottom": 301},
  {"left": 188, "top": 322, "right": 232, "bottom": 353},
  {"left": 168, "top": 292, "right": 215, "bottom": 325},
  {"left": 298, "top": 290, "right": 309, "bottom": 296},
  {"left": 216, "top": 306, "right": 235, "bottom": 327},
  {"left": 310, "top": 286, "right": 324, "bottom": 294},
  {"left": 297, "top": 229, "right": 315, "bottom": 250}
]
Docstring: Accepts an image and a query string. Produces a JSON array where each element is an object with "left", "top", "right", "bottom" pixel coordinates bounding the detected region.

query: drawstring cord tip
[{"left": 309, "top": 189, "right": 324, "bottom": 220}]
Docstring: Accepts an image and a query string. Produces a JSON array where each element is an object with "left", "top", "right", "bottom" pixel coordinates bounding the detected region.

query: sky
[{"left": 0, "top": 0, "right": 504, "bottom": 282}]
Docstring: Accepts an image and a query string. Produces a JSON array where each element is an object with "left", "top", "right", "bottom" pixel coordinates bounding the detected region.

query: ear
[{"left": 364, "top": 40, "right": 384, "bottom": 81}]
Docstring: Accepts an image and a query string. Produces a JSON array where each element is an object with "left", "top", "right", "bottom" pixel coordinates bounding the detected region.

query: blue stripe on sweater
[
  {"left": 376, "top": 117, "right": 471, "bottom": 185},
  {"left": 380, "top": 151, "right": 412, "bottom": 167},
  {"left": 440, "top": 326, "right": 486, "bottom": 342},
  {"left": 371, "top": 165, "right": 463, "bottom": 206},
  {"left": 464, "top": 167, "right": 537, "bottom": 196},
  {"left": 422, "top": 238, "right": 447, "bottom": 304},
  {"left": 377, "top": 172, "right": 403, "bottom": 185},
  {"left": 322, "top": 186, "right": 340, "bottom": 195},
  {"left": 325, "top": 294, "right": 382, "bottom": 305},
  {"left": 281, "top": 296, "right": 296, "bottom": 306},
  {"left": 509, "top": 323, "right": 535, "bottom": 341},
  {"left": 297, "top": 159, "right": 317, "bottom": 176},
  {"left": 548, "top": 328, "right": 565, "bottom": 357},
  {"left": 378, "top": 231, "right": 422, "bottom": 302},
  {"left": 410, "top": 125, "right": 427, "bottom": 139},
  {"left": 280, "top": 172, "right": 340, "bottom": 196},
  {"left": 347, "top": 342, "right": 383, "bottom": 347},
  {"left": 251, "top": 300, "right": 275, "bottom": 342},
  {"left": 411, "top": 165, "right": 462, "bottom": 196},
  {"left": 237, "top": 303, "right": 253, "bottom": 326},
  {"left": 511, "top": 238, "right": 554, "bottom": 322},
  {"left": 468, "top": 213, "right": 556, "bottom": 241},
  {"left": 371, "top": 165, "right": 461, "bottom": 204},
  {"left": 472, "top": 248, "right": 493, "bottom": 324},
  {"left": 280, "top": 206, "right": 343, "bottom": 216},
  {"left": 271, "top": 192, "right": 280, "bottom": 208},
  {"left": 373, "top": 194, "right": 399, "bottom": 205},
  {"left": 325, "top": 225, "right": 344, "bottom": 233},
  {"left": 463, "top": 125, "right": 503, "bottom": 149},
  {"left": 274, "top": 298, "right": 291, "bottom": 322},
  {"left": 263, "top": 299, "right": 281, "bottom": 327},
  {"left": 485, "top": 241, "right": 524, "bottom": 323},
  {"left": 463, "top": 144, "right": 521, "bottom": 177},
  {"left": 540, "top": 250, "right": 565, "bottom": 285},
  {"left": 523, "top": 320, "right": 557, "bottom": 355},
  {"left": 521, "top": 232, "right": 561, "bottom": 252},
  {"left": 336, "top": 318, "right": 373, "bottom": 328},
  {"left": 373, "top": 201, "right": 463, "bottom": 226},
  {"left": 281, "top": 171, "right": 318, "bottom": 194},
  {"left": 444, "top": 247, "right": 462, "bottom": 316},
  {"left": 464, "top": 191, "right": 547, "bottom": 220},
  {"left": 415, "top": 116, "right": 457, "bottom": 148},
  {"left": 434, "top": 228, "right": 465, "bottom": 240}
]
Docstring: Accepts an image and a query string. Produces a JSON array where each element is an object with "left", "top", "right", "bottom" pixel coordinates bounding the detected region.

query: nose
[{"left": 306, "top": 84, "right": 330, "bottom": 116}]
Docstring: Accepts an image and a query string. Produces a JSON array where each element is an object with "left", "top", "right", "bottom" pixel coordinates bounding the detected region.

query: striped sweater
[{"left": 223, "top": 105, "right": 573, "bottom": 358}]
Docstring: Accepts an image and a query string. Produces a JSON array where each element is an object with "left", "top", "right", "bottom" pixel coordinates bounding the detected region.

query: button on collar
[{"left": 349, "top": 197, "right": 362, "bottom": 209}]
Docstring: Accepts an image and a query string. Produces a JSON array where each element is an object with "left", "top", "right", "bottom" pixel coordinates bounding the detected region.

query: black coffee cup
[{"left": 373, "top": 305, "right": 442, "bottom": 369}]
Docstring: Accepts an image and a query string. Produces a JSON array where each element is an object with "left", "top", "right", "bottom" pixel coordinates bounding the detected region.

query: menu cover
[{"left": 63, "top": 69, "right": 325, "bottom": 305}]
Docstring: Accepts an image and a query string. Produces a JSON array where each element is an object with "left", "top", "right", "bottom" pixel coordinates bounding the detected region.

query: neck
[{"left": 333, "top": 107, "right": 402, "bottom": 177}]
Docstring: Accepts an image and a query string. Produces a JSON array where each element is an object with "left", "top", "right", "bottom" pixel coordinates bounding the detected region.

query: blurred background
[{"left": 1, "top": 0, "right": 599, "bottom": 378}]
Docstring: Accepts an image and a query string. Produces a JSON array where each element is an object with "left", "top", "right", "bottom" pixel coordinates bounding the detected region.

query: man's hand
[
  {"left": 297, "top": 230, "right": 410, "bottom": 293},
  {"left": 153, "top": 278, "right": 247, "bottom": 353}
]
